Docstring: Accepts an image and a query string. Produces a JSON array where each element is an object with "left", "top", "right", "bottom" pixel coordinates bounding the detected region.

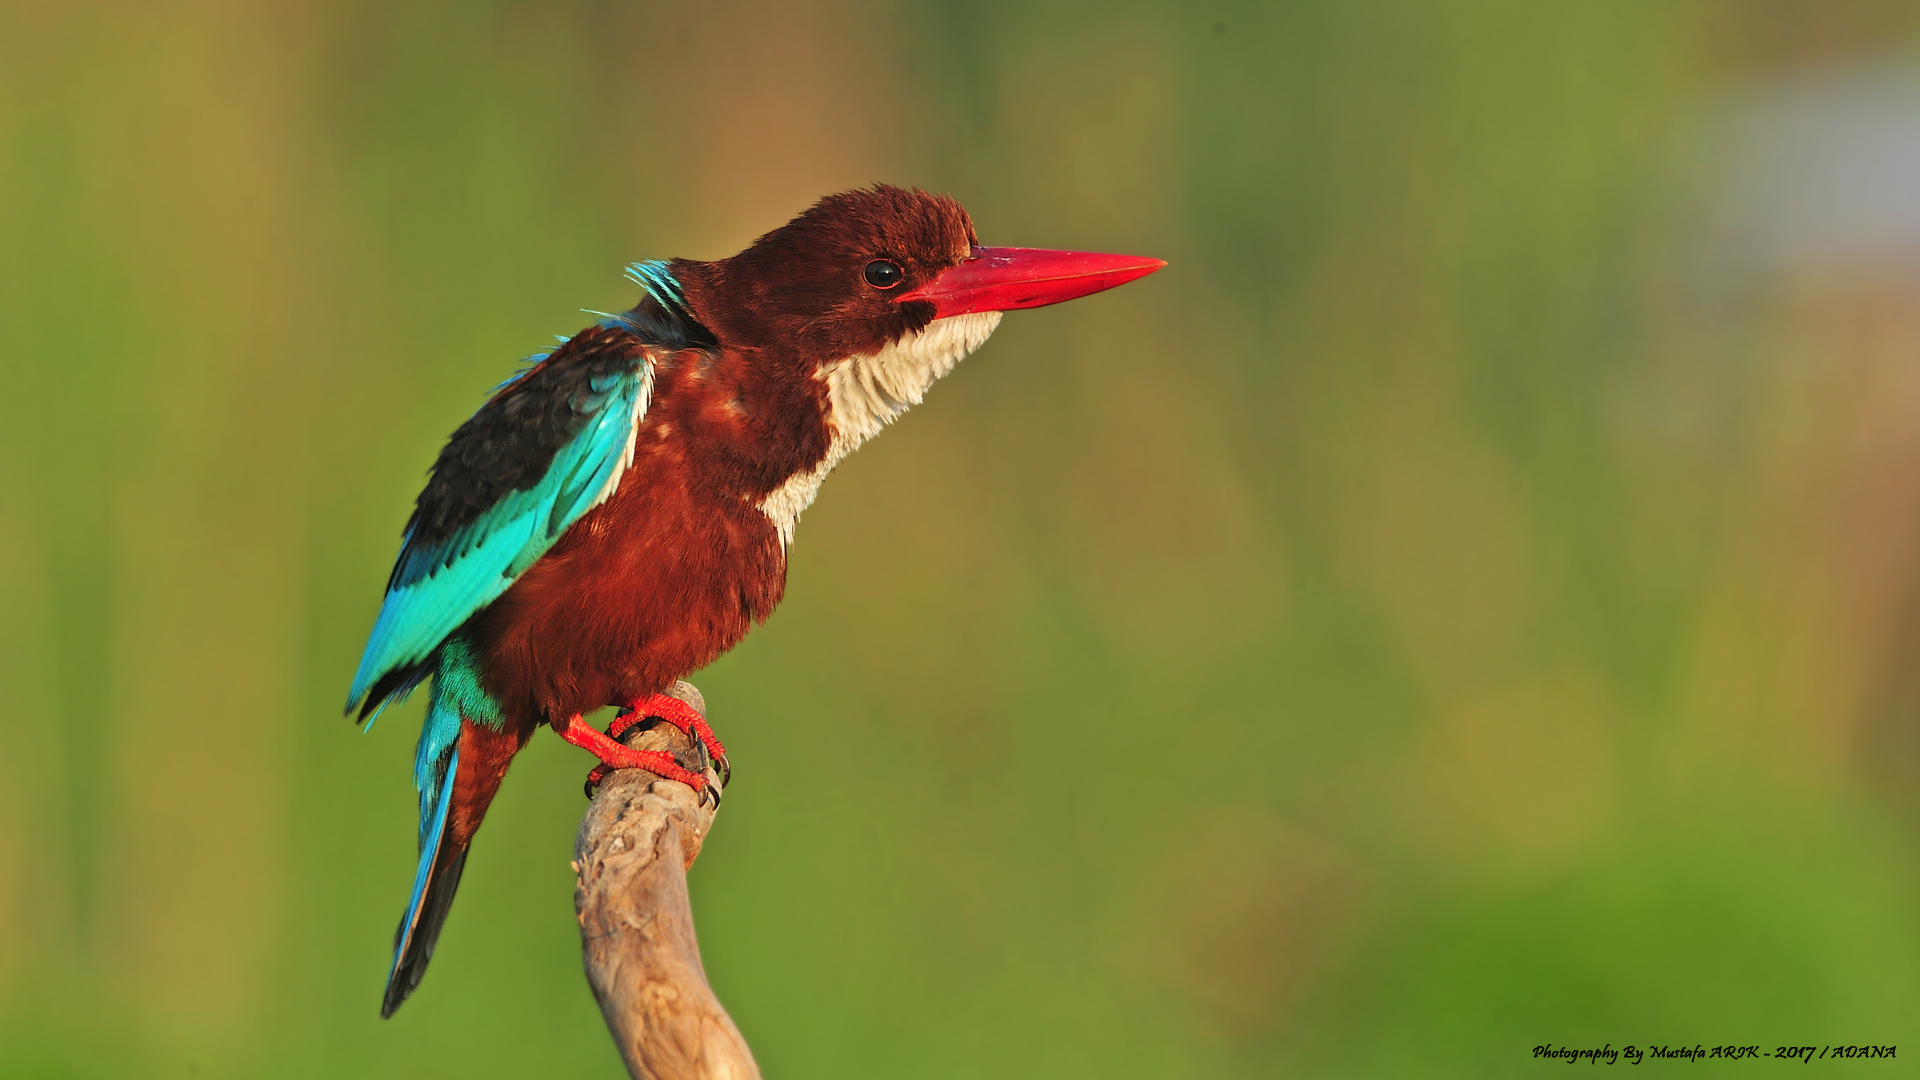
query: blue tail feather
[
  {"left": 381, "top": 666, "right": 472, "bottom": 1018},
  {"left": 382, "top": 742, "right": 462, "bottom": 1018}
]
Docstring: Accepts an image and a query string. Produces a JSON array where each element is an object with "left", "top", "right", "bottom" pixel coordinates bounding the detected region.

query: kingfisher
[{"left": 347, "top": 185, "right": 1163, "bottom": 1017}]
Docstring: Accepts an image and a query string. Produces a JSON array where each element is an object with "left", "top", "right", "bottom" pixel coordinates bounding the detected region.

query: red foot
[
  {"left": 559, "top": 713, "right": 708, "bottom": 794},
  {"left": 615, "top": 693, "right": 728, "bottom": 775}
]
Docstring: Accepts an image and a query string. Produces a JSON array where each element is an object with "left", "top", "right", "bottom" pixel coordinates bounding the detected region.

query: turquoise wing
[{"left": 345, "top": 326, "right": 653, "bottom": 719}]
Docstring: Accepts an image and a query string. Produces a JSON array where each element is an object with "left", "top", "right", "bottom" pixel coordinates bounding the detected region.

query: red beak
[{"left": 896, "top": 246, "right": 1167, "bottom": 319}]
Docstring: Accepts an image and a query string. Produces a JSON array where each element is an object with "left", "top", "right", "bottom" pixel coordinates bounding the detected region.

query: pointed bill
[{"left": 897, "top": 246, "right": 1166, "bottom": 319}]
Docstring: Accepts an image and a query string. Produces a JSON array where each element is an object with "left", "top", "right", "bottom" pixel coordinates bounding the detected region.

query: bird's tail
[{"left": 381, "top": 661, "right": 519, "bottom": 1018}]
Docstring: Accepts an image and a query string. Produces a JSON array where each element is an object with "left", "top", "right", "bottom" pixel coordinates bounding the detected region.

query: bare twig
[{"left": 573, "top": 681, "right": 759, "bottom": 1080}]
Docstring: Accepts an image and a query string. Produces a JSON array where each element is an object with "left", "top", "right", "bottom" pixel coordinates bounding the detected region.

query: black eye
[{"left": 864, "top": 259, "right": 903, "bottom": 290}]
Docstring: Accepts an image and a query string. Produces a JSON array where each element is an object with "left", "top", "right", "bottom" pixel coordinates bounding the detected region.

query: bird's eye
[{"left": 863, "top": 259, "right": 904, "bottom": 290}]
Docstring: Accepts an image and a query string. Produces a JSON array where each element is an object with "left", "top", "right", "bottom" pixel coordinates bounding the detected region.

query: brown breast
[{"left": 468, "top": 342, "right": 828, "bottom": 723}]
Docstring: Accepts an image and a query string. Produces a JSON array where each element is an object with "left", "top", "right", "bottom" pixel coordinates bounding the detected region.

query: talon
[
  {"left": 584, "top": 762, "right": 614, "bottom": 798},
  {"left": 616, "top": 692, "right": 729, "bottom": 782},
  {"left": 560, "top": 713, "right": 709, "bottom": 796}
]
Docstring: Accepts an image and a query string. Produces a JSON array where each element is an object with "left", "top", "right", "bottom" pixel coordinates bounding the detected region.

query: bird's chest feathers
[
  {"left": 588, "top": 310, "right": 998, "bottom": 561},
  {"left": 758, "top": 311, "right": 1001, "bottom": 547}
]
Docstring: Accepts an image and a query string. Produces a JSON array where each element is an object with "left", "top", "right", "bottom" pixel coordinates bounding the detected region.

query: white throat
[{"left": 758, "top": 311, "right": 1002, "bottom": 548}]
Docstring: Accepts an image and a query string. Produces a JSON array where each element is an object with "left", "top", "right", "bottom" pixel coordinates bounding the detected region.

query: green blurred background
[{"left": 7, "top": 1, "right": 1920, "bottom": 1076}]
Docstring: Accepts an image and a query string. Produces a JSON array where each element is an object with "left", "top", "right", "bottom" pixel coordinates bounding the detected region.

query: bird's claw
[
  {"left": 562, "top": 712, "right": 711, "bottom": 798},
  {"left": 613, "top": 693, "right": 731, "bottom": 787}
]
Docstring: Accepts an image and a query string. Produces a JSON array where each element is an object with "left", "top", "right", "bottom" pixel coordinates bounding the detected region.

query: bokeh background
[{"left": 8, "top": 1, "right": 1920, "bottom": 1076}]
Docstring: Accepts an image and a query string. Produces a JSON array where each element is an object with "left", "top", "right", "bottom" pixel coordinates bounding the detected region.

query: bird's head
[{"left": 672, "top": 186, "right": 1164, "bottom": 419}]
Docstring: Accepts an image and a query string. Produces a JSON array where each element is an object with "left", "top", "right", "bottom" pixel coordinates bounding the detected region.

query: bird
[{"left": 346, "top": 185, "right": 1164, "bottom": 1017}]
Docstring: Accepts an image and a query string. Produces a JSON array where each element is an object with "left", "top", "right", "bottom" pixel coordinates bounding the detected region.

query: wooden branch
[{"left": 573, "top": 681, "right": 759, "bottom": 1080}]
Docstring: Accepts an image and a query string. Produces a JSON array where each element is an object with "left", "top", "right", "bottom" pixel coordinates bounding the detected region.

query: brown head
[
  {"left": 676, "top": 186, "right": 979, "bottom": 359},
  {"left": 673, "top": 184, "right": 1163, "bottom": 362}
]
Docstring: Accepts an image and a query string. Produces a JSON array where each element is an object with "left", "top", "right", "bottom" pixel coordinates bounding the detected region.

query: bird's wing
[{"left": 344, "top": 322, "right": 654, "bottom": 719}]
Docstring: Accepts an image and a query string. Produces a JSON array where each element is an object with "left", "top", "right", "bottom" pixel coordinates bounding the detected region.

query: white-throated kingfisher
[{"left": 346, "top": 186, "right": 1164, "bottom": 1017}]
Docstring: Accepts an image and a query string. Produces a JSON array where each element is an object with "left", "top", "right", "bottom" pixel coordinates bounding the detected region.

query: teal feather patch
[
  {"left": 624, "top": 260, "right": 685, "bottom": 308},
  {"left": 434, "top": 639, "right": 502, "bottom": 732}
]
